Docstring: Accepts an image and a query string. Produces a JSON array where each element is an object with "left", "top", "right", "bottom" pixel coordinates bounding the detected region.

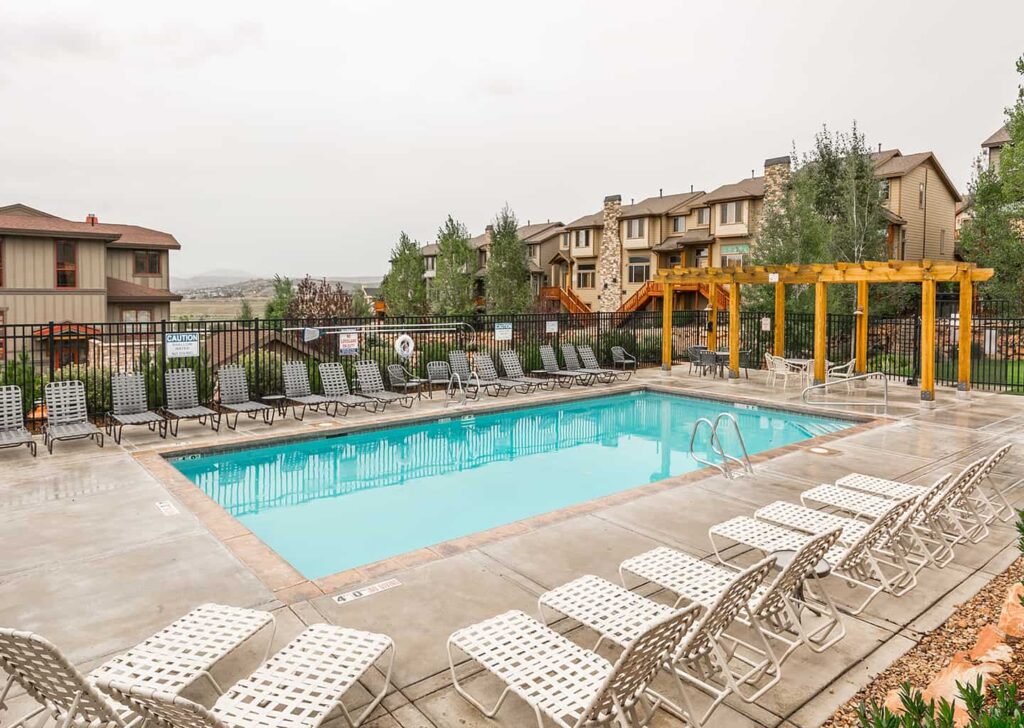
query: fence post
[
  {"left": 160, "top": 319, "right": 168, "bottom": 406},
  {"left": 254, "top": 317, "right": 261, "bottom": 397},
  {"left": 47, "top": 321, "right": 55, "bottom": 383}
]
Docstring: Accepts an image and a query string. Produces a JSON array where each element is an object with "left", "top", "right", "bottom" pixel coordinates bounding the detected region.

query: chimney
[
  {"left": 85, "top": 213, "right": 98, "bottom": 226},
  {"left": 878, "top": 143, "right": 882, "bottom": 153},
  {"left": 659, "top": 188, "right": 663, "bottom": 197},
  {"left": 483, "top": 224, "right": 493, "bottom": 246},
  {"left": 598, "top": 195, "right": 622, "bottom": 313},
  {"left": 763, "top": 156, "right": 792, "bottom": 212},
  {"left": 690, "top": 184, "right": 694, "bottom": 193},
  {"left": 751, "top": 169, "right": 755, "bottom": 179}
]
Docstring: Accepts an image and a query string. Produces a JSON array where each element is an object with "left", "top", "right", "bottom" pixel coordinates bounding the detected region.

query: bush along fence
[{"left": 1, "top": 309, "right": 1022, "bottom": 424}]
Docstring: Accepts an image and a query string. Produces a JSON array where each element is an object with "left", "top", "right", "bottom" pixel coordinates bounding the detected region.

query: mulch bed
[{"left": 823, "top": 556, "right": 1023, "bottom": 727}]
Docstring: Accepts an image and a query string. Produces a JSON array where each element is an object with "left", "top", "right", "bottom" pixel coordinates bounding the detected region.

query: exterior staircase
[{"left": 540, "top": 286, "right": 591, "bottom": 314}]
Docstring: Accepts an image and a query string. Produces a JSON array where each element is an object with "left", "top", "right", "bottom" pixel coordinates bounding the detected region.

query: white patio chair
[
  {"left": 100, "top": 623, "right": 394, "bottom": 728},
  {"left": 0, "top": 604, "right": 274, "bottom": 728},
  {"left": 43, "top": 380, "right": 103, "bottom": 453},
  {"left": 764, "top": 354, "right": 800, "bottom": 388},
  {"left": 447, "top": 607, "right": 696, "bottom": 728},
  {"left": 620, "top": 528, "right": 846, "bottom": 669},
  {"left": 965, "top": 443, "right": 1016, "bottom": 523},
  {"left": 826, "top": 359, "right": 856, "bottom": 392},
  {"left": 535, "top": 559, "right": 776, "bottom": 728}
]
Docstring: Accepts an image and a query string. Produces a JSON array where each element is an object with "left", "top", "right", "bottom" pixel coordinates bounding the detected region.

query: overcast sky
[{"left": 2, "top": 1, "right": 1021, "bottom": 279}]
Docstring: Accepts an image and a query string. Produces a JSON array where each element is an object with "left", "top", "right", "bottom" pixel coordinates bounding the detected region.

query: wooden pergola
[{"left": 655, "top": 260, "right": 994, "bottom": 401}]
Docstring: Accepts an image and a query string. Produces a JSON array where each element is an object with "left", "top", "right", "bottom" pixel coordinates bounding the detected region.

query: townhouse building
[{"left": 982, "top": 124, "right": 1010, "bottom": 173}]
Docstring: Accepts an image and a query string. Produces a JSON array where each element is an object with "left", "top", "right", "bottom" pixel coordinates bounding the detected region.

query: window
[
  {"left": 939, "top": 229, "right": 947, "bottom": 254},
  {"left": 627, "top": 256, "right": 650, "bottom": 283},
  {"left": 0, "top": 237, "right": 4, "bottom": 287},
  {"left": 668, "top": 254, "right": 681, "bottom": 266},
  {"left": 424, "top": 256, "right": 436, "bottom": 271},
  {"left": 133, "top": 250, "right": 161, "bottom": 275},
  {"left": 694, "top": 248, "right": 709, "bottom": 268},
  {"left": 528, "top": 244, "right": 539, "bottom": 260},
  {"left": 880, "top": 179, "right": 890, "bottom": 201},
  {"left": 478, "top": 249, "right": 488, "bottom": 267},
  {"left": 722, "top": 253, "right": 747, "bottom": 268},
  {"left": 574, "top": 229, "right": 591, "bottom": 248},
  {"left": 576, "top": 264, "right": 595, "bottom": 289},
  {"left": 625, "top": 218, "right": 645, "bottom": 239},
  {"left": 900, "top": 228, "right": 908, "bottom": 259},
  {"left": 719, "top": 201, "right": 744, "bottom": 225},
  {"left": 696, "top": 208, "right": 710, "bottom": 226},
  {"left": 55, "top": 241, "right": 77, "bottom": 288},
  {"left": 918, "top": 182, "right": 926, "bottom": 209},
  {"left": 122, "top": 309, "right": 152, "bottom": 323},
  {"left": 671, "top": 216, "right": 685, "bottom": 233},
  {"left": 560, "top": 233, "right": 569, "bottom": 250}
]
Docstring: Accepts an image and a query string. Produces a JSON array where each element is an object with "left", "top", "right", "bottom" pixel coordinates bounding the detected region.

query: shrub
[
  {"left": 856, "top": 680, "right": 1022, "bottom": 727},
  {"left": 597, "top": 330, "right": 638, "bottom": 366},
  {"left": 238, "top": 351, "right": 284, "bottom": 396},
  {"left": 1, "top": 350, "right": 42, "bottom": 413},
  {"left": 50, "top": 363, "right": 112, "bottom": 413}
]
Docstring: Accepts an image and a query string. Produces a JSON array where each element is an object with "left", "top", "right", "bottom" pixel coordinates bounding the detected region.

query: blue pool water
[{"left": 172, "top": 392, "right": 851, "bottom": 579}]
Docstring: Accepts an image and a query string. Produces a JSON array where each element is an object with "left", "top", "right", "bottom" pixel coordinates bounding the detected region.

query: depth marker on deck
[
  {"left": 155, "top": 500, "right": 179, "bottom": 516},
  {"left": 333, "top": 578, "right": 401, "bottom": 604}
]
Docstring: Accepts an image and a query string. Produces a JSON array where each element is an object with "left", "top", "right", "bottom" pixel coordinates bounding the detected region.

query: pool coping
[{"left": 134, "top": 383, "right": 883, "bottom": 604}]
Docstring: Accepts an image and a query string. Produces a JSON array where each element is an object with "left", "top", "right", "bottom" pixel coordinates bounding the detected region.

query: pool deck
[{"left": 2, "top": 369, "right": 1023, "bottom": 727}]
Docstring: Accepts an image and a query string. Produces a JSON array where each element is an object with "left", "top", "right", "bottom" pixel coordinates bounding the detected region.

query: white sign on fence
[
  {"left": 164, "top": 332, "right": 200, "bottom": 358},
  {"left": 494, "top": 322, "right": 513, "bottom": 341},
  {"left": 768, "top": 272, "right": 780, "bottom": 283},
  {"left": 545, "top": 320, "right": 558, "bottom": 334},
  {"left": 338, "top": 330, "right": 359, "bottom": 356},
  {"left": 761, "top": 317, "right": 772, "bottom": 332}
]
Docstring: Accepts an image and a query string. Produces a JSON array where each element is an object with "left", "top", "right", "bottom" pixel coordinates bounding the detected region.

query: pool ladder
[{"left": 688, "top": 413, "right": 753, "bottom": 479}]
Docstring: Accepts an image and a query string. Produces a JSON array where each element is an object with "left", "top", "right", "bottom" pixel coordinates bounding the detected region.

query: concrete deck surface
[{"left": 1, "top": 368, "right": 1022, "bottom": 727}]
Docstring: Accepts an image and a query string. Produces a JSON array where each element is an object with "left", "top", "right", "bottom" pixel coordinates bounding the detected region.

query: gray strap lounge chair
[
  {"left": 498, "top": 350, "right": 554, "bottom": 391},
  {"left": 353, "top": 360, "right": 414, "bottom": 410},
  {"left": 578, "top": 344, "right": 632, "bottom": 382},
  {"left": 474, "top": 353, "right": 533, "bottom": 393},
  {"left": 0, "top": 385, "right": 36, "bottom": 457},
  {"left": 218, "top": 365, "right": 274, "bottom": 429},
  {"left": 448, "top": 351, "right": 509, "bottom": 397},
  {"left": 162, "top": 368, "right": 220, "bottom": 436},
  {"left": 106, "top": 373, "right": 167, "bottom": 444},
  {"left": 387, "top": 363, "right": 426, "bottom": 399},
  {"left": 43, "top": 380, "right": 103, "bottom": 454},
  {"left": 539, "top": 344, "right": 591, "bottom": 387},
  {"left": 561, "top": 344, "right": 613, "bottom": 384},
  {"left": 610, "top": 345, "right": 637, "bottom": 371},
  {"left": 426, "top": 360, "right": 452, "bottom": 397},
  {"left": 318, "top": 362, "right": 378, "bottom": 414},
  {"left": 282, "top": 361, "right": 332, "bottom": 420}
]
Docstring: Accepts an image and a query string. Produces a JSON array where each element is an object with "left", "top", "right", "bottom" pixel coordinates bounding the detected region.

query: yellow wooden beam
[
  {"left": 855, "top": 281, "right": 869, "bottom": 375},
  {"left": 729, "top": 282, "right": 741, "bottom": 378},
  {"left": 661, "top": 288, "right": 673, "bottom": 371},
  {"left": 958, "top": 274, "right": 972, "bottom": 393},
  {"left": 655, "top": 260, "right": 995, "bottom": 287},
  {"left": 814, "top": 281, "right": 828, "bottom": 384},
  {"left": 773, "top": 282, "right": 785, "bottom": 357},
  {"left": 920, "top": 279, "right": 936, "bottom": 402}
]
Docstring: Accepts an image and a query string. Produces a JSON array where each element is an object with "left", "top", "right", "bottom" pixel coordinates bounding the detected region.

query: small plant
[{"left": 856, "top": 680, "right": 1023, "bottom": 727}]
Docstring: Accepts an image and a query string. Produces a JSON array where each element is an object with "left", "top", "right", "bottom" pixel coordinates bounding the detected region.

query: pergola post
[
  {"left": 661, "top": 287, "right": 673, "bottom": 371},
  {"left": 729, "top": 282, "right": 741, "bottom": 378},
  {"left": 813, "top": 281, "right": 828, "bottom": 385},
  {"left": 708, "top": 283, "right": 718, "bottom": 349},
  {"left": 957, "top": 274, "right": 972, "bottom": 394},
  {"left": 855, "top": 280, "right": 869, "bottom": 375},
  {"left": 773, "top": 282, "right": 785, "bottom": 357},
  {"left": 920, "top": 278, "right": 936, "bottom": 402}
]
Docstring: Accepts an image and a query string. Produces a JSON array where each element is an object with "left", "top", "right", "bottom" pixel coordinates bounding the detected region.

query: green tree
[
  {"left": 960, "top": 54, "right": 1024, "bottom": 312},
  {"left": 431, "top": 216, "right": 476, "bottom": 315},
  {"left": 238, "top": 298, "right": 254, "bottom": 321},
  {"left": 380, "top": 231, "right": 427, "bottom": 316},
  {"left": 263, "top": 275, "right": 293, "bottom": 319},
  {"left": 485, "top": 204, "right": 532, "bottom": 313},
  {"left": 350, "top": 290, "right": 372, "bottom": 317}
]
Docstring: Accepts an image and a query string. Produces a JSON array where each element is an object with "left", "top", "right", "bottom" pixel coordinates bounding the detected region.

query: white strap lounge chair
[
  {"left": 710, "top": 496, "right": 916, "bottom": 615},
  {"left": 447, "top": 607, "right": 696, "bottom": 728},
  {"left": 561, "top": 344, "right": 615, "bottom": 384},
  {"left": 43, "top": 380, "right": 103, "bottom": 454},
  {"left": 578, "top": 345, "right": 632, "bottom": 382},
  {"left": 620, "top": 528, "right": 846, "bottom": 668},
  {"left": 282, "top": 361, "right": 332, "bottom": 420},
  {"left": 217, "top": 365, "right": 274, "bottom": 429},
  {"left": 474, "top": 352, "right": 534, "bottom": 393},
  {"left": 539, "top": 345, "right": 590, "bottom": 387},
  {"left": 353, "top": 360, "right": 414, "bottom": 410},
  {"left": 965, "top": 443, "right": 1015, "bottom": 523},
  {"left": 100, "top": 623, "right": 394, "bottom": 728},
  {"left": 448, "top": 351, "right": 509, "bottom": 397},
  {"left": 0, "top": 385, "right": 35, "bottom": 457},
  {"left": 107, "top": 373, "right": 167, "bottom": 444},
  {"left": 162, "top": 368, "right": 221, "bottom": 435},
  {"left": 318, "top": 362, "right": 378, "bottom": 414},
  {"left": 0, "top": 604, "right": 274, "bottom": 728},
  {"left": 534, "top": 559, "right": 776, "bottom": 727},
  {"left": 610, "top": 346, "right": 636, "bottom": 371},
  {"left": 498, "top": 350, "right": 553, "bottom": 390}
]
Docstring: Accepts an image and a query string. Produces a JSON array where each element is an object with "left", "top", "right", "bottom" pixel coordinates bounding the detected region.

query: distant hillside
[{"left": 175, "top": 275, "right": 383, "bottom": 299}]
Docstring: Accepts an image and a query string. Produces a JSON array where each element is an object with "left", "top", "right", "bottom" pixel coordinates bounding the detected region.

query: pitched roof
[
  {"left": 619, "top": 191, "right": 705, "bottom": 218},
  {"left": 702, "top": 177, "right": 765, "bottom": 204},
  {"left": 871, "top": 150, "right": 961, "bottom": 202},
  {"left": 666, "top": 191, "right": 709, "bottom": 214},
  {"left": 419, "top": 243, "right": 439, "bottom": 256},
  {"left": 982, "top": 125, "right": 1010, "bottom": 149},
  {"left": 518, "top": 222, "right": 564, "bottom": 243},
  {"left": 0, "top": 204, "right": 180, "bottom": 249},
  {"left": 563, "top": 211, "right": 603, "bottom": 229},
  {"left": 204, "top": 329, "right": 319, "bottom": 368},
  {"left": 106, "top": 277, "right": 183, "bottom": 303},
  {"left": 652, "top": 230, "right": 715, "bottom": 252}
]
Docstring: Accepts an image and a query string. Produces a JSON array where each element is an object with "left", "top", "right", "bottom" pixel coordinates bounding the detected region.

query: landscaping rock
[
  {"left": 996, "top": 582, "right": 1024, "bottom": 637},
  {"left": 922, "top": 652, "right": 1002, "bottom": 710},
  {"left": 967, "top": 624, "right": 1012, "bottom": 663}
]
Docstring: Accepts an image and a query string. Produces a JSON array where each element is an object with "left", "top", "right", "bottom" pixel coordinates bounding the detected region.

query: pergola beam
[{"left": 656, "top": 260, "right": 994, "bottom": 286}]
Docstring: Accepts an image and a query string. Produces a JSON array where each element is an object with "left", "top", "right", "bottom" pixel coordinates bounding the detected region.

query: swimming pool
[{"left": 172, "top": 391, "right": 852, "bottom": 579}]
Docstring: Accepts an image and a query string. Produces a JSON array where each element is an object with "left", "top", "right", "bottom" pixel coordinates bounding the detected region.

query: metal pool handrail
[
  {"left": 801, "top": 372, "right": 888, "bottom": 412},
  {"left": 445, "top": 371, "right": 468, "bottom": 409},
  {"left": 689, "top": 413, "right": 753, "bottom": 479}
]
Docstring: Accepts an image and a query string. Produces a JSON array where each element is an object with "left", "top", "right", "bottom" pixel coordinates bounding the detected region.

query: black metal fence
[{"left": 3, "top": 309, "right": 1023, "bottom": 425}]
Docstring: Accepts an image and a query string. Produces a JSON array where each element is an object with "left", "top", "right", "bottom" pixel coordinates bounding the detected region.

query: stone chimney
[
  {"left": 598, "top": 195, "right": 622, "bottom": 313},
  {"left": 763, "top": 156, "right": 791, "bottom": 213}
]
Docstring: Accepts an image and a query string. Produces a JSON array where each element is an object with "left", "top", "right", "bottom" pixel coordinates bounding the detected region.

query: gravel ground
[{"left": 823, "top": 556, "right": 1023, "bottom": 727}]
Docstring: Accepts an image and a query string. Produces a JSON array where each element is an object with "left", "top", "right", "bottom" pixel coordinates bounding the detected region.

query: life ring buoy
[{"left": 395, "top": 334, "right": 415, "bottom": 359}]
